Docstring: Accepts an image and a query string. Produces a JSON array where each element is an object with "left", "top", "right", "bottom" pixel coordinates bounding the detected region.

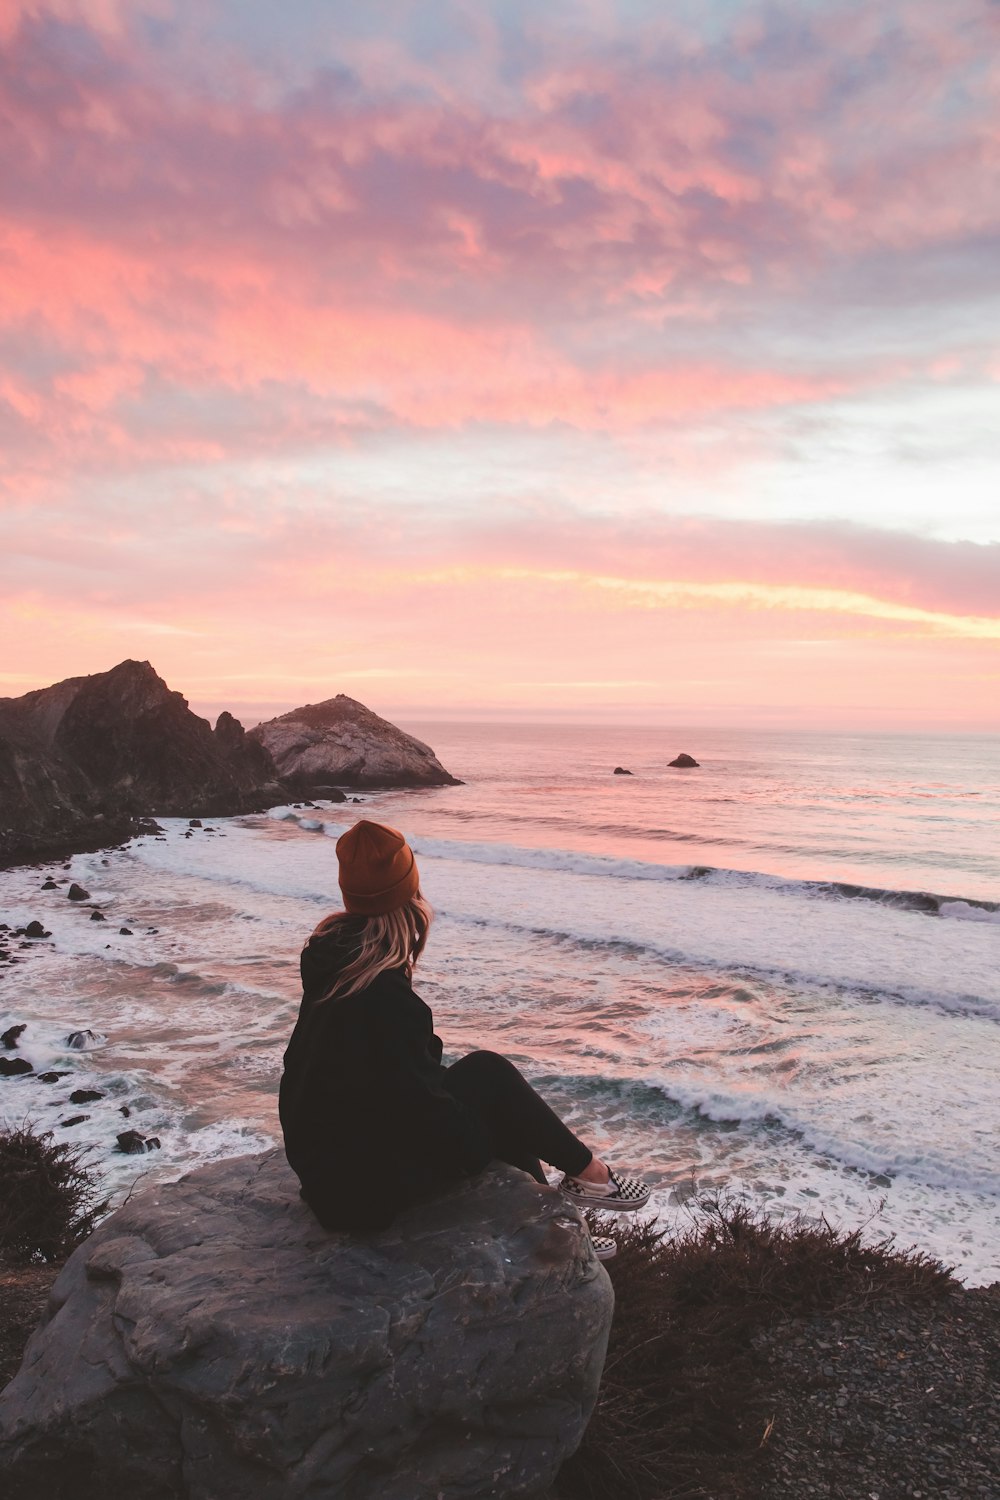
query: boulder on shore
[
  {"left": 0, "top": 1152, "right": 613, "bottom": 1500},
  {"left": 668, "top": 752, "right": 700, "bottom": 768},
  {"left": 251, "top": 695, "right": 461, "bottom": 790}
]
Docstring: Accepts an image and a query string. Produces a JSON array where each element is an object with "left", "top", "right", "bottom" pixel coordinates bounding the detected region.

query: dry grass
[
  {"left": 0, "top": 1123, "right": 108, "bottom": 1267},
  {"left": 558, "top": 1191, "right": 955, "bottom": 1500}
]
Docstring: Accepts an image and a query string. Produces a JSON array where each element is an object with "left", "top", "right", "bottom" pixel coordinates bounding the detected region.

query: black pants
[{"left": 444, "top": 1050, "right": 592, "bottom": 1185}]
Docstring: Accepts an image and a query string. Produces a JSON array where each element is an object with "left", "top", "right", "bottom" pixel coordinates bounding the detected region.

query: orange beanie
[{"left": 336, "top": 820, "right": 419, "bottom": 916}]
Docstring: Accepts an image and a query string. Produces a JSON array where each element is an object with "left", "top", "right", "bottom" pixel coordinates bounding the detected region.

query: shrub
[
  {"left": 557, "top": 1191, "right": 954, "bottom": 1500},
  {"left": 0, "top": 1124, "right": 108, "bottom": 1265}
]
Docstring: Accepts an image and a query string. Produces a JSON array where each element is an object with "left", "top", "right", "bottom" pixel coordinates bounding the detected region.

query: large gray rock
[
  {"left": 250, "top": 694, "right": 461, "bottom": 789},
  {"left": 0, "top": 1152, "right": 613, "bottom": 1500}
]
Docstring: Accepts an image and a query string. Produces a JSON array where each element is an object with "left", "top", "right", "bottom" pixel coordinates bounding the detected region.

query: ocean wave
[
  {"left": 269, "top": 810, "right": 1000, "bottom": 923},
  {"left": 530, "top": 1067, "right": 1000, "bottom": 1196},
  {"left": 441, "top": 906, "right": 1000, "bottom": 1022}
]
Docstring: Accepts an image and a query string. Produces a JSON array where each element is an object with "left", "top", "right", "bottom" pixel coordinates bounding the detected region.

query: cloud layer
[{"left": 2, "top": 1, "right": 999, "bottom": 723}]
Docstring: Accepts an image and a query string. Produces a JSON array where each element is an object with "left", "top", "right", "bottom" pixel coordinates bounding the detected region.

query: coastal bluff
[
  {"left": 0, "top": 1152, "right": 613, "bottom": 1500},
  {"left": 0, "top": 663, "right": 463, "bottom": 866},
  {"left": 0, "top": 660, "right": 279, "bottom": 865},
  {"left": 250, "top": 694, "right": 461, "bottom": 790}
]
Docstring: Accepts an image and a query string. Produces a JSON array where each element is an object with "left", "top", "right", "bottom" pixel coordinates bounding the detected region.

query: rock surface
[
  {"left": 668, "top": 752, "right": 700, "bottom": 768},
  {"left": 251, "top": 694, "right": 461, "bottom": 790},
  {"left": 0, "top": 1152, "right": 613, "bottom": 1500},
  {"left": 0, "top": 661, "right": 282, "bottom": 865}
]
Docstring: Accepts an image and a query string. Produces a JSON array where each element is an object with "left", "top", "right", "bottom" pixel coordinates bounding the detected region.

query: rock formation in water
[
  {"left": 0, "top": 660, "right": 281, "bottom": 865},
  {"left": 668, "top": 752, "right": 700, "bottom": 768},
  {"left": 0, "top": 1152, "right": 613, "bottom": 1500},
  {"left": 250, "top": 694, "right": 460, "bottom": 790},
  {"left": 613, "top": 766, "right": 633, "bottom": 775}
]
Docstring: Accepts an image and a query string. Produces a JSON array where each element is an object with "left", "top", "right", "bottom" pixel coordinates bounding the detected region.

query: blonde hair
[{"left": 312, "top": 891, "right": 433, "bottom": 1001}]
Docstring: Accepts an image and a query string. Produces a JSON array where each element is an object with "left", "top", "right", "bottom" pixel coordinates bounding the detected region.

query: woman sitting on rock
[{"left": 279, "top": 819, "right": 651, "bottom": 1249}]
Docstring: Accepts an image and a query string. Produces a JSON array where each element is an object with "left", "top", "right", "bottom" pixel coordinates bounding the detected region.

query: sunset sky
[{"left": 3, "top": 0, "right": 999, "bottom": 729}]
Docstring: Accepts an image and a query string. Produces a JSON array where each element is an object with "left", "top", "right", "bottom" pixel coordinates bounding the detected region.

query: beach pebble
[{"left": 67, "top": 883, "right": 90, "bottom": 901}]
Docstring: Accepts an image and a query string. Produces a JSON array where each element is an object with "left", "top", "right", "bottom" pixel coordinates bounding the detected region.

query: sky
[{"left": 2, "top": 0, "right": 999, "bottom": 730}]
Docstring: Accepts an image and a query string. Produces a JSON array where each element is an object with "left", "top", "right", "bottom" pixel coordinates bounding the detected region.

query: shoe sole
[{"left": 560, "top": 1187, "right": 651, "bottom": 1213}]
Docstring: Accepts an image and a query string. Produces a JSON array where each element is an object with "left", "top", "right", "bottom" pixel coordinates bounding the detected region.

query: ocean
[{"left": 2, "top": 723, "right": 998, "bottom": 1284}]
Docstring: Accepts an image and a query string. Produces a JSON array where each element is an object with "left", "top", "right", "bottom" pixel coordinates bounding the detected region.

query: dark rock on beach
[
  {"left": 2, "top": 1025, "right": 26, "bottom": 1049},
  {"left": 88, "top": 911, "right": 106, "bottom": 922},
  {"left": 0, "top": 1058, "right": 33, "bottom": 1077},
  {"left": 40, "top": 879, "right": 58, "bottom": 890},
  {"left": 119, "top": 927, "right": 132, "bottom": 935},
  {"left": 669, "top": 752, "right": 700, "bottom": 768},
  {"left": 0, "top": 1153, "right": 613, "bottom": 1500},
  {"left": 69, "top": 1090, "right": 104, "bottom": 1105},
  {"left": 23, "top": 922, "right": 50, "bottom": 938},
  {"left": 66, "top": 884, "right": 89, "bottom": 901},
  {"left": 114, "top": 1130, "right": 153, "bottom": 1154},
  {"left": 35, "top": 1072, "right": 69, "bottom": 1084},
  {"left": 65, "top": 1031, "right": 105, "bottom": 1051},
  {"left": 251, "top": 694, "right": 461, "bottom": 791}
]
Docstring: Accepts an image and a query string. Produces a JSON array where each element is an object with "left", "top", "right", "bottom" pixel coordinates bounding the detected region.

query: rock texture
[
  {"left": 0, "top": 661, "right": 281, "bottom": 865},
  {"left": 0, "top": 1152, "right": 613, "bottom": 1500},
  {"left": 251, "top": 694, "right": 461, "bottom": 790},
  {"left": 668, "top": 752, "right": 700, "bottom": 768}
]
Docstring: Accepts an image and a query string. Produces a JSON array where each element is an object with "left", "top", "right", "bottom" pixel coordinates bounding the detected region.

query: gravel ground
[
  {"left": 754, "top": 1284, "right": 1000, "bottom": 1500},
  {"left": 4, "top": 1265, "right": 999, "bottom": 1499}
]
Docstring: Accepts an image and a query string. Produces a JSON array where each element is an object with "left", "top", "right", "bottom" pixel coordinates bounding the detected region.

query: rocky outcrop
[
  {"left": 669, "top": 753, "right": 700, "bottom": 768},
  {"left": 0, "top": 661, "right": 283, "bottom": 865},
  {"left": 0, "top": 1152, "right": 613, "bottom": 1500},
  {"left": 250, "top": 694, "right": 461, "bottom": 790},
  {"left": 613, "top": 766, "right": 633, "bottom": 775}
]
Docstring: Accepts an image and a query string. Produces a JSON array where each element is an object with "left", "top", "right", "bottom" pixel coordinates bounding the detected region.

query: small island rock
[
  {"left": 613, "top": 766, "right": 633, "bottom": 776},
  {"left": 669, "top": 753, "right": 700, "bottom": 768},
  {"left": 0, "top": 1153, "right": 613, "bottom": 1500},
  {"left": 251, "top": 695, "right": 461, "bottom": 791}
]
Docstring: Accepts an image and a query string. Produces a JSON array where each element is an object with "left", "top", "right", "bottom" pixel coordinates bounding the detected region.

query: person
[{"left": 279, "top": 820, "right": 651, "bottom": 1252}]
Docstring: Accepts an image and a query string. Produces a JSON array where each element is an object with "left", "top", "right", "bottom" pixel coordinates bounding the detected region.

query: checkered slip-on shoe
[
  {"left": 590, "top": 1234, "right": 617, "bottom": 1262},
  {"left": 560, "top": 1167, "right": 651, "bottom": 1212}
]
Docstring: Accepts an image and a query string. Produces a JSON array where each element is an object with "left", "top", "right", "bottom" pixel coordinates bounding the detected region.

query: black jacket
[{"left": 279, "top": 920, "right": 491, "bottom": 1230}]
